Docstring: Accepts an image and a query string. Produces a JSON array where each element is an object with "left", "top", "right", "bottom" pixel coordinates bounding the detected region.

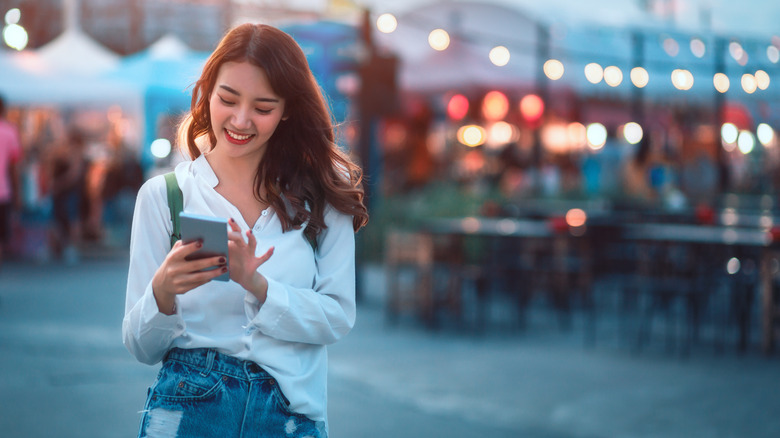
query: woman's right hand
[{"left": 151, "top": 240, "right": 228, "bottom": 315}]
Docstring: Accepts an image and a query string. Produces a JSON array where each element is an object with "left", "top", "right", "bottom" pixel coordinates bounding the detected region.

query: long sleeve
[
  {"left": 244, "top": 206, "right": 356, "bottom": 345},
  {"left": 122, "top": 175, "right": 186, "bottom": 365}
]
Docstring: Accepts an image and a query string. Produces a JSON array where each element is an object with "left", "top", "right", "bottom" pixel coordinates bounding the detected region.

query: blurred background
[{"left": 1, "top": 0, "right": 780, "bottom": 437}]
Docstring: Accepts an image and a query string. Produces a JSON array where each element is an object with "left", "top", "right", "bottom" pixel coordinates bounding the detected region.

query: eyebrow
[{"left": 218, "top": 84, "right": 280, "bottom": 103}]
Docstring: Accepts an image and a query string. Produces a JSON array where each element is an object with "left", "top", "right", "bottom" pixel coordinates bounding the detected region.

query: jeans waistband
[{"left": 164, "top": 348, "right": 272, "bottom": 382}]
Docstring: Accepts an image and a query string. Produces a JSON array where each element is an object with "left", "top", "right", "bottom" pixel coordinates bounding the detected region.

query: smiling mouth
[{"left": 225, "top": 129, "right": 255, "bottom": 143}]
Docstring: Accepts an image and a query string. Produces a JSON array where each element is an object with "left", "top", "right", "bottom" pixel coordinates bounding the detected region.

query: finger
[
  {"left": 228, "top": 229, "right": 245, "bottom": 244},
  {"left": 187, "top": 255, "right": 227, "bottom": 272},
  {"left": 182, "top": 265, "right": 229, "bottom": 285},
  {"left": 228, "top": 218, "right": 241, "bottom": 232},
  {"left": 177, "top": 239, "right": 204, "bottom": 257},
  {"left": 246, "top": 230, "right": 257, "bottom": 250},
  {"left": 176, "top": 269, "right": 227, "bottom": 291},
  {"left": 257, "top": 246, "right": 274, "bottom": 264}
]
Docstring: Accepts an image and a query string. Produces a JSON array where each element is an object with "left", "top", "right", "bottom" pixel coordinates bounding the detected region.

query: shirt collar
[{"left": 192, "top": 154, "right": 219, "bottom": 188}]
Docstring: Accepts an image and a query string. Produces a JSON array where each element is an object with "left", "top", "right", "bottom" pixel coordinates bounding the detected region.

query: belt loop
[{"left": 201, "top": 349, "right": 216, "bottom": 376}]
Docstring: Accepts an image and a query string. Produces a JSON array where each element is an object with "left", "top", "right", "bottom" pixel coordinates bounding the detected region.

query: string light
[
  {"left": 741, "top": 73, "right": 757, "bottom": 93},
  {"left": 489, "top": 46, "right": 510, "bottom": 67},
  {"left": 428, "top": 29, "right": 450, "bottom": 51},
  {"left": 630, "top": 67, "right": 649, "bottom": 88},
  {"left": 584, "top": 63, "right": 604, "bottom": 84},
  {"left": 713, "top": 73, "right": 730, "bottom": 93},
  {"left": 543, "top": 59, "right": 564, "bottom": 80},
  {"left": 604, "top": 66, "right": 623, "bottom": 87},
  {"left": 376, "top": 13, "right": 397, "bottom": 34}
]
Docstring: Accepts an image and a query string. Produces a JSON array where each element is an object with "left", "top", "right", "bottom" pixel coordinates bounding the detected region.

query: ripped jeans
[{"left": 137, "top": 348, "right": 326, "bottom": 438}]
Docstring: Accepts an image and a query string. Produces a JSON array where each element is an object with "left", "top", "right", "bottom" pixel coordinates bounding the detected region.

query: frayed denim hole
[{"left": 146, "top": 408, "right": 183, "bottom": 438}]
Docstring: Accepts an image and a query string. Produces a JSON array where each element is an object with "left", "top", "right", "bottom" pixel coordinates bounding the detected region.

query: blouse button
[{"left": 261, "top": 210, "right": 268, "bottom": 217}]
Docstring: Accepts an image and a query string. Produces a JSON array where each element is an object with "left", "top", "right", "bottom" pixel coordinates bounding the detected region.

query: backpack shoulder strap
[{"left": 164, "top": 172, "right": 183, "bottom": 247}]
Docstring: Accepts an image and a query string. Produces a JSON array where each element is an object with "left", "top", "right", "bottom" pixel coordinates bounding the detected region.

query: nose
[{"left": 231, "top": 106, "right": 252, "bottom": 130}]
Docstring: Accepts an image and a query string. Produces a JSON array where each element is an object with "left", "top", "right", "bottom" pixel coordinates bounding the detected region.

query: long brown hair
[{"left": 178, "top": 23, "right": 368, "bottom": 241}]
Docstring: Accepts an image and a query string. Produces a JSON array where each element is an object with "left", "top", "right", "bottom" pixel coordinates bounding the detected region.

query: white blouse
[{"left": 122, "top": 155, "right": 357, "bottom": 426}]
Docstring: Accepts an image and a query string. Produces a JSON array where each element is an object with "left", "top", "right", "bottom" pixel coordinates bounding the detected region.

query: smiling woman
[{"left": 123, "top": 23, "right": 368, "bottom": 438}]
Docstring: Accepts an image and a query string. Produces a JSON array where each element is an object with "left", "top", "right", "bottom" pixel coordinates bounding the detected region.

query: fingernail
[
  {"left": 219, "top": 257, "right": 226, "bottom": 264},
  {"left": 229, "top": 218, "right": 235, "bottom": 223},
  {"left": 197, "top": 240, "right": 203, "bottom": 248},
  {"left": 222, "top": 267, "right": 228, "bottom": 273}
]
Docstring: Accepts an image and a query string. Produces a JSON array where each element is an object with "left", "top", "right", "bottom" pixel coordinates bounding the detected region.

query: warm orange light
[
  {"left": 566, "top": 208, "right": 587, "bottom": 227},
  {"left": 519, "top": 94, "right": 544, "bottom": 122},
  {"left": 457, "top": 125, "right": 487, "bottom": 147},
  {"left": 482, "top": 91, "right": 509, "bottom": 121}
]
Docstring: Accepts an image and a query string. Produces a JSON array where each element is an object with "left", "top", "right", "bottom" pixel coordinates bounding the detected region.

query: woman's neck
[{"left": 204, "top": 151, "right": 260, "bottom": 189}]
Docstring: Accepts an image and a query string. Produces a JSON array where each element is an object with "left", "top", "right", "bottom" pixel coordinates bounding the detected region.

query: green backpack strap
[{"left": 164, "top": 172, "right": 183, "bottom": 247}]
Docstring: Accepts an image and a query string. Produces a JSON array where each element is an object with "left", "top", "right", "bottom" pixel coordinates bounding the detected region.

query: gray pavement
[{"left": 0, "top": 251, "right": 779, "bottom": 438}]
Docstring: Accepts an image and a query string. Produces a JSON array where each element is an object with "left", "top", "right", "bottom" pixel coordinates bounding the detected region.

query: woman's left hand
[{"left": 227, "top": 218, "right": 274, "bottom": 303}]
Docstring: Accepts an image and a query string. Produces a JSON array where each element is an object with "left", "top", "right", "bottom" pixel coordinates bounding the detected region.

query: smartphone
[{"left": 179, "top": 211, "right": 230, "bottom": 282}]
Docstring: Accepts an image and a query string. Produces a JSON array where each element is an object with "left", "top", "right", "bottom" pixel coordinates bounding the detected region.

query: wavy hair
[{"left": 178, "top": 23, "right": 368, "bottom": 241}]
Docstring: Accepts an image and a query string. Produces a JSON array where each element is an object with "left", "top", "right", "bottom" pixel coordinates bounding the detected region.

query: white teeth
[{"left": 226, "top": 130, "right": 252, "bottom": 141}]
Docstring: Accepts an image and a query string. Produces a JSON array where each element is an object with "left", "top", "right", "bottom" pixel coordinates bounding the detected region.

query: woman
[{"left": 123, "top": 23, "right": 368, "bottom": 437}]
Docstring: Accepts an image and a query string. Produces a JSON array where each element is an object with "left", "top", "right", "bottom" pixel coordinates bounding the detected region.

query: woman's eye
[
  {"left": 219, "top": 97, "right": 234, "bottom": 105},
  {"left": 255, "top": 108, "right": 272, "bottom": 115}
]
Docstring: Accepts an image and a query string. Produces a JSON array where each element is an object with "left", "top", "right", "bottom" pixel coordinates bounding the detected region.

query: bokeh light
[
  {"left": 741, "top": 73, "right": 757, "bottom": 93},
  {"left": 690, "top": 37, "right": 706, "bottom": 58},
  {"left": 482, "top": 90, "right": 509, "bottom": 121},
  {"left": 727, "top": 257, "right": 741, "bottom": 275},
  {"left": 542, "top": 123, "right": 570, "bottom": 154},
  {"left": 5, "top": 8, "right": 21, "bottom": 25},
  {"left": 457, "top": 125, "right": 487, "bottom": 147},
  {"left": 584, "top": 63, "right": 604, "bottom": 84},
  {"left": 3, "top": 23, "right": 28, "bottom": 50},
  {"left": 489, "top": 46, "right": 510, "bottom": 67},
  {"left": 663, "top": 37, "right": 679, "bottom": 56},
  {"left": 543, "top": 59, "right": 564, "bottom": 80},
  {"left": 713, "top": 73, "right": 730, "bottom": 93},
  {"left": 567, "top": 122, "right": 587, "bottom": 151},
  {"left": 604, "top": 66, "right": 623, "bottom": 87},
  {"left": 730, "top": 41, "right": 748, "bottom": 65},
  {"left": 428, "top": 29, "right": 450, "bottom": 51},
  {"left": 622, "top": 122, "right": 643, "bottom": 144},
  {"left": 519, "top": 94, "right": 544, "bottom": 122},
  {"left": 487, "top": 121, "right": 518, "bottom": 148},
  {"left": 738, "top": 130, "right": 755, "bottom": 154},
  {"left": 566, "top": 208, "right": 587, "bottom": 227},
  {"left": 755, "top": 70, "right": 770, "bottom": 90},
  {"left": 447, "top": 94, "right": 469, "bottom": 120},
  {"left": 671, "top": 69, "right": 694, "bottom": 90},
  {"left": 630, "top": 67, "right": 649, "bottom": 88},
  {"left": 150, "top": 138, "right": 172, "bottom": 159},
  {"left": 586, "top": 123, "right": 607, "bottom": 150},
  {"left": 768, "top": 45, "right": 780, "bottom": 63},
  {"left": 757, "top": 123, "right": 775, "bottom": 147},
  {"left": 721, "top": 123, "right": 738, "bottom": 144},
  {"left": 376, "top": 13, "right": 397, "bottom": 34}
]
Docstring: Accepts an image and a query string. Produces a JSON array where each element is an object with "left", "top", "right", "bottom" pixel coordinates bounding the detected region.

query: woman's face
[{"left": 208, "top": 61, "right": 286, "bottom": 162}]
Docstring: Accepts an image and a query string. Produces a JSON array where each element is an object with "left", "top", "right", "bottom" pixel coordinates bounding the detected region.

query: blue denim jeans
[{"left": 137, "top": 348, "right": 326, "bottom": 438}]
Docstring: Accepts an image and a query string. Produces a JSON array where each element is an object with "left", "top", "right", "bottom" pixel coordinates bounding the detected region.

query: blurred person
[
  {"left": 123, "top": 23, "right": 368, "bottom": 437},
  {"left": 0, "top": 95, "right": 22, "bottom": 264},
  {"left": 48, "top": 128, "right": 88, "bottom": 263}
]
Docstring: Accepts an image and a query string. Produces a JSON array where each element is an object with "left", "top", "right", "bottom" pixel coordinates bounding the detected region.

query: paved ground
[{"left": 0, "top": 251, "right": 778, "bottom": 438}]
